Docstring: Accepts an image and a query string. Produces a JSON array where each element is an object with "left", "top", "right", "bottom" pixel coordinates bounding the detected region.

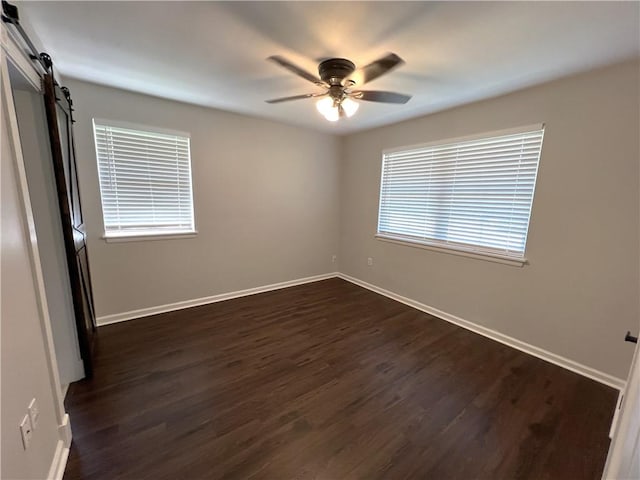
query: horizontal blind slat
[
  {"left": 94, "top": 122, "right": 194, "bottom": 235},
  {"left": 378, "top": 127, "right": 544, "bottom": 257}
]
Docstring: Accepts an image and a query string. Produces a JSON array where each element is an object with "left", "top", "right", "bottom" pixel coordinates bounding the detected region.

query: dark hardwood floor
[{"left": 64, "top": 278, "right": 616, "bottom": 480}]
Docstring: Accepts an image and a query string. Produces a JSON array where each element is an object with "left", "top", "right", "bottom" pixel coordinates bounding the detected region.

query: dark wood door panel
[
  {"left": 77, "top": 245, "right": 96, "bottom": 331},
  {"left": 43, "top": 73, "right": 95, "bottom": 377},
  {"left": 56, "top": 93, "right": 84, "bottom": 231}
]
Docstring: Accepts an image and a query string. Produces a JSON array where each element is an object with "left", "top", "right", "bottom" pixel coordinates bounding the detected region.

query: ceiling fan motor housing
[{"left": 319, "top": 58, "right": 356, "bottom": 86}]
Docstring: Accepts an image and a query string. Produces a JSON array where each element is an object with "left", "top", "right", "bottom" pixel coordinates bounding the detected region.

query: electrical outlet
[
  {"left": 20, "top": 414, "right": 32, "bottom": 450},
  {"left": 28, "top": 398, "right": 39, "bottom": 430},
  {"left": 367, "top": 257, "right": 373, "bottom": 266},
  {"left": 332, "top": 254, "right": 337, "bottom": 263}
]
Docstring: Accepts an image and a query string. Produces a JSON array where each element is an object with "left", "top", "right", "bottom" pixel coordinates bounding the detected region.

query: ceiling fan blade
[
  {"left": 351, "top": 90, "right": 411, "bottom": 104},
  {"left": 344, "top": 53, "right": 405, "bottom": 86},
  {"left": 267, "top": 55, "right": 325, "bottom": 86},
  {"left": 265, "top": 92, "right": 327, "bottom": 104}
]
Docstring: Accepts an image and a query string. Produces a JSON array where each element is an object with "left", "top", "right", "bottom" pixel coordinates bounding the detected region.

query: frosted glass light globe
[{"left": 341, "top": 97, "right": 359, "bottom": 117}]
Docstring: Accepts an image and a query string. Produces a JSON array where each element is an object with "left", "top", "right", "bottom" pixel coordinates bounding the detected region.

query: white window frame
[
  {"left": 376, "top": 124, "right": 544, "bottom": 267},
  {"left": 93, "top": 119, "right": 197, "bottom": 242}
]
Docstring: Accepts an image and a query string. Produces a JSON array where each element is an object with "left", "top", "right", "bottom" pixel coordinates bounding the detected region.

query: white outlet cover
[
  {"left": 19, "top": 414, "right": 32, "bottom": 450},
  {"left": 28, "top": 398, "right": 39, "bottom": 429}
]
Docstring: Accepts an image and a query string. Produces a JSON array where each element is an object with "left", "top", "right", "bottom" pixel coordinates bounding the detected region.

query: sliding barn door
[{"left": 42, "top": 73, "right": 96, "bottom": 378}]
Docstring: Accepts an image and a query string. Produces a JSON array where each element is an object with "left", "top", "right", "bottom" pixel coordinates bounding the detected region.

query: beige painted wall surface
[
  {"left": 340, "top": 60, "right": 640, "bottom": 380},
  {"left": 66, "top": 79, "right": 341, "bottom": 319},
  {"left": 1, "top": 77, "right": 60, "bottom": 479}
]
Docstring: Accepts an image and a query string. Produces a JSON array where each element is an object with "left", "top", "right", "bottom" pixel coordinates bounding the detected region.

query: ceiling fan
[{"left": 265, "top": 53, "right": 411, "bottom": 122}]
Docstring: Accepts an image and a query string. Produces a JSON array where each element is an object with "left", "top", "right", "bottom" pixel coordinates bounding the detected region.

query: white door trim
[{"left": 603, "top": 340, "right": 640, "bottom": 479}]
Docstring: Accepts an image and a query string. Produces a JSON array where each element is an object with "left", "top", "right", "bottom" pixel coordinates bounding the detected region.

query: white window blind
[
  {"left": 377, "top": 126, "right": 544, "bottom": 260},
  {"left": 93, "top": 121, "right": 195, "bottom": 237}
]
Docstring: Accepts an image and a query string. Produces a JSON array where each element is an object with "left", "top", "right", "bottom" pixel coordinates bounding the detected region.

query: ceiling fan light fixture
[
  {"left": 267, "top": 53, "right": 411, "bottom": 121},
  {"left": 316, "top": 96, "right": 359, "bottom": 122},
  {"left": 324, "top": 109, "right": 340, "bottom": 122},
  {"left": 316, "top": 97, "right": 340, "bottom": 122},
  {"left": 341, "top": 97, "right": 359, "bottom": 118}
]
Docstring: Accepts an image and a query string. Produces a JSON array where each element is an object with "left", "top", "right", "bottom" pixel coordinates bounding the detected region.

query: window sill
[
  {"left": 375, "top": 234, "right": 527, "bottom": 267},
  {"left": 103, "top": 231, "right": 198, "bottom": 243}
]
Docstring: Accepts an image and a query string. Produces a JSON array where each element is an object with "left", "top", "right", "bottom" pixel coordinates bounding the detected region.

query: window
[
  {"left": 93, "top": 120, "right": 195, "bottom": 240},
  {"left": 377, "top": 125, "right": 544, "bottom": 264}
]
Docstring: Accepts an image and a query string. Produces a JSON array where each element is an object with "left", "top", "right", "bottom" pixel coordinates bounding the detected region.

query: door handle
[{"left": 625, "top": 331, "right": 638, "bottom": 344}]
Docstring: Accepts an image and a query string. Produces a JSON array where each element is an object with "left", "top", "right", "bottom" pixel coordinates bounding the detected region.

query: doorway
[{"left": 8, "top": 62, "right": 85, "bottom": 390}]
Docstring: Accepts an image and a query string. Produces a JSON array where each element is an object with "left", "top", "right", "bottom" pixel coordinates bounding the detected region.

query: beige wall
[
  {"left": 65, "top": 79, "right": 341, "bottom": 320},
  {"left": 66, "top": 61, "right": 638, "bottom": 380},
  {"left": 1, "top": 67, "right": 61, "bottom": 480},
  {"left": 340, "top": 60, "right": 640, "bottom": 380}
]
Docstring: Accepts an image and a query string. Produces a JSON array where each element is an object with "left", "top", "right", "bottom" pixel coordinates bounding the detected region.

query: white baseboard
[
  {"left": 58, "top": 413, "right": 72, "bottom": 448},
  {"left": 337, "top": 273, "right": 625, "bottom": 390},
  {"left": 46, "top": 439, "right": 70, "bottom": 480},
  {"left": 96, "top": 272, "right": 340, "bottom": 326},
  {"left": 46, "top": 411, "right": 72, "bottom": 479}
]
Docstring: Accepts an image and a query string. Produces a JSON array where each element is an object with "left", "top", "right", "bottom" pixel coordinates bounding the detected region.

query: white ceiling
[{"left": 18, "top": 1, "right": 640, "bottom": 135}]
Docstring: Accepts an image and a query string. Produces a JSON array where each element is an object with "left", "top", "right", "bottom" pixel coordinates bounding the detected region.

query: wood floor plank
[{"left": 63, "top": 278, "right": 616, "bottom": 480}]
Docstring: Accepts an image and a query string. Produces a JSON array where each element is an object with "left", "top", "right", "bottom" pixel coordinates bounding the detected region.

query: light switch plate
[
  {"left": 28, "top": 398, "right": 39, "bottom": 430},
  {"left": 19, "top": 414, "right": 32, "bottom": 450}
]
